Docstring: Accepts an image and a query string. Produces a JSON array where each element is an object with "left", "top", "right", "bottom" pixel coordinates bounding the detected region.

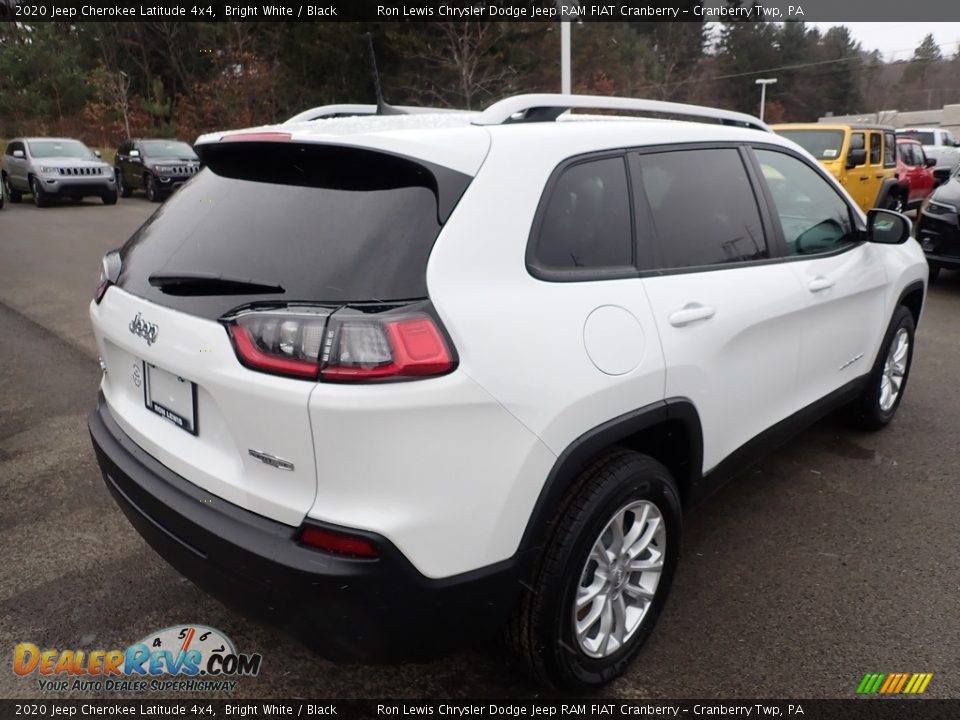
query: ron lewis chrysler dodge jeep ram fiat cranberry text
[{"left": 88, "top": 94, "right": 927, "bottom": 688}]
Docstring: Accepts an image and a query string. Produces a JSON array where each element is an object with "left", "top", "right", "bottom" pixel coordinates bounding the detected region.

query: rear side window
[
  {"left": 884, "top": 132, "right": 896, "bottom": 167},
  {"left": 869, "top": 133, "right": 882, "bottom": 165},
  {"left": 631, "top": 148, "right": 767, "bottom": 269},
  {"left": 118, "top": 143, "right": 471, "bottom": 320},
  {"left": 530, "top": 156, "right": 634, "bottom": 273}
]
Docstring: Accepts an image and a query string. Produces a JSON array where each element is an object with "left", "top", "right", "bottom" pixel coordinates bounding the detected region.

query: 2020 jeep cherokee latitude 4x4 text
[{"left": 88, "top": 94, "right": 927, "bottom": 688}]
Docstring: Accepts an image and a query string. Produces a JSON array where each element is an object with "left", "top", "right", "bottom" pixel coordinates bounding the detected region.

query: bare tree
[{"left": 397, "top": 22, "right": 515, "bottom": 110}]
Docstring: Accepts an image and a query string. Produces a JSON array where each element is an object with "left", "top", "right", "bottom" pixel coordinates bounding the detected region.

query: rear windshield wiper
[{"left": 148, "top": 272, "right": 285, "bottom": 296}]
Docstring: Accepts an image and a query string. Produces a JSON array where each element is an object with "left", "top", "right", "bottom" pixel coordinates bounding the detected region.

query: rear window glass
[
  {"left": 897, "top": 131, "right": 936, "bottom": 145},
  {"left": 118, "top": 144, "right": 470, "bottom": 320},
  {"left": 531, "top": 156, "right": 634, "bottom": 273},
  {"left": 776, "top": 130, "right": 844, "bottom": 160}
]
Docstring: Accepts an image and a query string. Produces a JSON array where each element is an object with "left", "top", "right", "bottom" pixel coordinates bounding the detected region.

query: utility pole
[
  {"left": 556, "top": 0, "right": 579, "bottom": 94},
  {"left": 755, "top": 78, "right": 778, "bottom": 122}
]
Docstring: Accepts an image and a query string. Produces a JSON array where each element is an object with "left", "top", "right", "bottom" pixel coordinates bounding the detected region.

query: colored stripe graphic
[{"left": 857, "top": 672, "right": 933, "bottom": 694}]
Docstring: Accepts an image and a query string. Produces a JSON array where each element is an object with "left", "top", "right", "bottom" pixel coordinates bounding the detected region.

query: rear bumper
[{"left": 88, "top": 396, "right": 523, "bottom": 662}]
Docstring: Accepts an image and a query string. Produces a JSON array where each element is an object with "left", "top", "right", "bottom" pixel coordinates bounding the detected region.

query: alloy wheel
[
  {"left": 573, "top": 500, "right": 665, "bottom": 659},
  {"left": 879, "top": 328, "right": 909, "bottom": 412}
]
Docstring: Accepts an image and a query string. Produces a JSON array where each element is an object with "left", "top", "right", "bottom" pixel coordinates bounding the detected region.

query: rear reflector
[{"left": 299, "top": 525, "right": 379, "bottom": 559}]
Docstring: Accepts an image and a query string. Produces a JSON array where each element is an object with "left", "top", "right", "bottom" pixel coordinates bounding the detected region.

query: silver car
[{"left": 2, "top": 137, "right": 117, "bottom": 208}]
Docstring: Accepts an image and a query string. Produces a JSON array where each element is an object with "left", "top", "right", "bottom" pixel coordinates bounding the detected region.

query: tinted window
[
  {"left": 532, "top": 156, "right": 633, "bottom": 272},
  {"left": 118, "top": 145, "right": 470, "bottom": 320},
  {"left": 755, "top": 149, "right": 858, "bottom": 256},
  {"left": 632, "top": 148, "right": 767, "bottom": 269},
  {"left": 884, "top": 132, "right": 896, "bottom": 167},
  {"left": 869, "top": 133, "right": 882, "bottom": 164}
]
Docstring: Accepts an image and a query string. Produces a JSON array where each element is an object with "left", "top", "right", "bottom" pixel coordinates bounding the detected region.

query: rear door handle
[
  {"left": 668, "top": 303, "right": 716, "bottom": 327},
  {"left": 808, "top": 276, "right": 835, "bottom": 292}
]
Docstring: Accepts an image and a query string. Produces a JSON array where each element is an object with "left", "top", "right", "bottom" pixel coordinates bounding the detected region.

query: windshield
[
  {"left": 897, "top": 131, "right": 936, "bottom": 145},
  {"left": 28, "top": 140, "right": 93, "bottom": 159},
  {"left": 776, "top": 130, "right": 845, "bottom": 160},
  {"left": 141, "top": 140, "right": 198, "bottom": 160}
]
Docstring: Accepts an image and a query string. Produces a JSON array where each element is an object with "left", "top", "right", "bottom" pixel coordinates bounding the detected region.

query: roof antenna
[{"left": 365, "top": 32, "right": 405, "bottom": 116}]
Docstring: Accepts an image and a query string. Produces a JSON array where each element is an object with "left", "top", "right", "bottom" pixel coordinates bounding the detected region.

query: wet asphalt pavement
[{"left": 1, "top": 198, "right": 958, "bottom": 700}]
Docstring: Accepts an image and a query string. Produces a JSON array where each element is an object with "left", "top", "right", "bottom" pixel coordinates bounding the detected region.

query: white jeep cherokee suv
[{"left": 88, "top": 94, "right": 927, "bottom": 688}]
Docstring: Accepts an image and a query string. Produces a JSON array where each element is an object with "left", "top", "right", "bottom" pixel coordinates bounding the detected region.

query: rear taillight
[
  {"left": 298, "top": 524, "right": 379, "bottom": 559},
  {"left": 224, "top": 304, "right": 455, "bottom": 383},
  {"left": 94, "top": 251, "right": 122, "bottom": 304}
]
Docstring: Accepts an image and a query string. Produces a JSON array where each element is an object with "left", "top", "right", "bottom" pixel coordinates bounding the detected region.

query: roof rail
[
  {"left": 472, "top": 93, "right": 769, "bottom": 132},
  {"left": 285, "top": 104, "right": 472, "bottom": 124}
]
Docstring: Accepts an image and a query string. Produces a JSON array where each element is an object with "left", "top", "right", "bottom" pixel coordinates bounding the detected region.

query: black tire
[
  {"left": 30, "top": 176, "right": 49, "bottom": 208},
  {"left": 102, "top": 190, "right": 118, "bottom": 206},
  {"left": 116, "top": 168, "right": 131, "bottom": 198},
  {"left": 927, "top": 263, "right": 941, "bottom": 282},
  {"left": 885, "top": 192, "right": 905, "bottom": 213},
  {"left": 848, "top": 305, "right": 915, "bottom": 431},
  {"left": 508, "top": 449, "right": 681, "bottom": 689},
  {"left": 3, "top": 173, "right": 21, "bottom": 203},
  {"left": 145, "top": 174, "right": 160, "bottom": 202}
]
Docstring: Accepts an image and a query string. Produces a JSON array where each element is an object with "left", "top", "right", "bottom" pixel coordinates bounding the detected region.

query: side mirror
[
  {"left": 129, "top": 149, "right": 140, "bottom": 158},
  {"left": 867, "top": 208, "right": 911, "bottom": 245},
  {"left": 925, "top": 157, "right": 936, "bottom": 168},
  {"left": 12, "top": 149, "right": 24, "bottom": 159},
  {"left": 846, "top": 148, "right": 867, "bottom": 169},
  {"left": 94, "top": 150, "right": 102, "bottom": 158}
]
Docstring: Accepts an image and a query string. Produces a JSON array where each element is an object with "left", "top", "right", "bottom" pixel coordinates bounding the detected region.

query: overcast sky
[{"left": 809, "top": 23, "right": 960, "bottom": 61}]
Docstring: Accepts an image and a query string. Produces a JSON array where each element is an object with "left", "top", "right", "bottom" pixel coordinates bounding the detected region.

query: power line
[{"left": 633, "top": 37, "right": 960, "bottom": 92}]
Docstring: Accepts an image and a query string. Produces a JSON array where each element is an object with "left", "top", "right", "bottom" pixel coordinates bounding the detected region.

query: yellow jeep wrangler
[{"left": 772, "top": 123, "right": 905, "bottom": 213}]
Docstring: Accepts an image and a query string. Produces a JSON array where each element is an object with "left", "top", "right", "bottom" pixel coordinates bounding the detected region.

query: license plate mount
[{"left": 143, "top": 362, "right": 198, "bottom": 435}]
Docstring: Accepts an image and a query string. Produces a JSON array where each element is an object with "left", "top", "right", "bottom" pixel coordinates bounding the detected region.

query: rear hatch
[{"left": 91, "top": 138, "right": 478, "bottom": 525}]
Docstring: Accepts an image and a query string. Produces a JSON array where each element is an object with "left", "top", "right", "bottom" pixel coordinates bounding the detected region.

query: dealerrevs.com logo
[{"left": 13, "top": 625, "right": 262, "bottom": 693}]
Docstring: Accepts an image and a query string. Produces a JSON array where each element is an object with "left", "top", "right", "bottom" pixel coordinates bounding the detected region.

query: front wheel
[
  {"left": 102, "top": 190, "right": 118, "bottom": 206},
  {"left": 145, "top": 174, "right": 160, "bottom": 203},
  {"left": 928, "top": 263, "right": 941, "bottom": 282},
  {"left": 848, "top": 306, "right": 915, "bottom": 431},
  {"left": 508, "top": 450, "right": 681, "bottom": 688},
  {"left": 116, "top": 168, "right": 131, "bottom": 198},
  {"left": 30, "top": 177, "right": 49, "bottom": 208},
  {"left": 2, "top": 173, "right": 22, "bottom": 203}
]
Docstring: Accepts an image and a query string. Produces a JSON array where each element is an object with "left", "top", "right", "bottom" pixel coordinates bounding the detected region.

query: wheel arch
[
  {"left": 897, "top": 280, "right": 925, "bottom": 327},
  {"left": 874, "top": 177, "right": 902, "bottom": 208},
  {"left": 517, "top": 399, "right": 704, "bottom": 558}
]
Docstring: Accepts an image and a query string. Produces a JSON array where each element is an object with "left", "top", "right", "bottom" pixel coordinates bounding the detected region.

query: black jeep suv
[{"left": 115, "top": 139, "right": 200, "bottom": 202}]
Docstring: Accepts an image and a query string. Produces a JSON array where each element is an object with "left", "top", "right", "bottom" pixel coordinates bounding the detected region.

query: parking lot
[{"left": 1, "top": 197, "right": 959, "bottom": 700}]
